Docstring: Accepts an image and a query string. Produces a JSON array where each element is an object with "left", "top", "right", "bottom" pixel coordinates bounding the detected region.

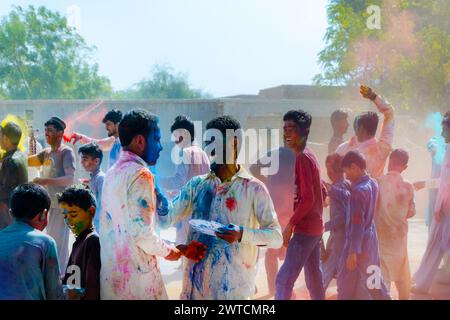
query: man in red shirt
[{"left": 275, "top": 110, "right": 325, "bottom": 300}]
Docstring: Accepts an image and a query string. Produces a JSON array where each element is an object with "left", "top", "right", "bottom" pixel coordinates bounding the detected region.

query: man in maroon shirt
[{"left": 275, "top": 110, "right": 325, "bottom": 300}]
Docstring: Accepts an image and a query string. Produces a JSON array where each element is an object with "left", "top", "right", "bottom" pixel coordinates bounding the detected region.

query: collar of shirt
[
  {"left": 90, "top": 168, "right": 101, "bottom": 179},
  {"left": 352, "top": 174, "right": 371, "bottom": 188},
  {"left": 356, "top": 137, "right": 377, "bottom": 149},
  {"left": 386, "top": 171, "right": 402, "bottom": 177},
  {"left": 9, "top": 220, "right": 34, "bottom": 232},
  {"left": 207, "top": 165, "right": 253, "bottom": 184},
  {"left": 3, "top": 148, "right": 18, "bottom": 158},
  {"left": 75, "top": 227, "right": 95, "bottom": 243},
  {"left": 119, "top": 150, "right": 148, "bottom": 167}
]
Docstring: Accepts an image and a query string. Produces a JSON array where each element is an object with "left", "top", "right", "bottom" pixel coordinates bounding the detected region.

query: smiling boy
[{"left": 59, "top": 185, "right": 101, "bottom": 300}]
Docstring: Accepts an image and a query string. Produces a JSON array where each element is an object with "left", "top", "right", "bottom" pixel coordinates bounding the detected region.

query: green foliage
[
  {"left": 0, "top": 5, "right": 111, "bottom": 99},
  {"left": 115, "top": 64, "right": 211, "bottom": 99},
  {"left": 315, "top": 0, "right": 449, "bottom": 111}
]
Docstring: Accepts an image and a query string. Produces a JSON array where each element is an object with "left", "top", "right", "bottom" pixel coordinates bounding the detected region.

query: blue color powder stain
[{"left": 139, "top": 198, "right": 149, "bottom": 209}]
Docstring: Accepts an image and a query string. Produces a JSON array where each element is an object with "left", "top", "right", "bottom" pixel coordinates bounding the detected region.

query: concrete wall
[{"left": 0, "top": 98, "right": 436, "bottom": 220}]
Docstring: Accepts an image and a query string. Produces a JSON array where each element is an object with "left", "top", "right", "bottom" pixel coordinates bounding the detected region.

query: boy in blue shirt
[{"left": 0, "top": 184, "right": 63, "bottom": 300}]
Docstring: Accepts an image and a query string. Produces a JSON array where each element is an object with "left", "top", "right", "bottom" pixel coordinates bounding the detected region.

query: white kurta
[
  {"left": 100, "top": 151, "right": 172, "bottom": 300},
  {"left": 375, "top": 171, "right": 415, "bottom": 283},
  {"left": 159, "top": 167, "right": 283, "bottom": 300}
]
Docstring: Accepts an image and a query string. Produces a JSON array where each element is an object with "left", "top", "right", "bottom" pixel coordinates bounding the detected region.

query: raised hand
[
  {"left": 68, "top": 133, "right": 83, "bottom": 145},
  {"left": 360, "top": 85, "right": 377, "bottom": 101},
  {"left": 215, "top": 224, "right": 243, "bottom": 244}
]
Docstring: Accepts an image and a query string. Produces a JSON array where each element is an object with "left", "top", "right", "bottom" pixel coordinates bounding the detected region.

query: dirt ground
[{"left": 159, "top": 218, "right": 450, "bottom": 300}]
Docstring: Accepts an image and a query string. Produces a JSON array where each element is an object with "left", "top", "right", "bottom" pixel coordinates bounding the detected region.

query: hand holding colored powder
[{"left": 178, "top": 240, "right": 207, "bottom": 263}]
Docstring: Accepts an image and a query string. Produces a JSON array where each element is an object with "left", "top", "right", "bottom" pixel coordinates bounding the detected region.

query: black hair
[
  {"left": 102, "top": 109, "right": 123, "bottom": 124},
  {"left": 356, "top": 111, "right": 379, "bottom": 137},
  {"left": 326, "top": 153, "right": 344, "bottom": 174},
  {"left": 171, "top": 115, "right": 195, "bottom": 142},
  {"left": 57, "top": 185, "right": 96, "bottom": 211},
  {"left": 206, "top": 115, "right": 241, "bottom": 136},
  {"left": 10, "top": 184, "right": 51, "bottom": 220},
  {"left": 119, "top": 109, "right": 159, "bottom": 147},
  {"left": 78, "top": 142, "right": 103, "bottom": 165},
  {"left": 283, "top": 110, "right": 312, "bottom": 139},
  {"left": 390, "top": 148, "right": 409, "bottom": 167},
  {"left": 341, "top": 151, "right": 367, "bottom": 170},
  {"left": 45, "top": 117, "right": 66, "bottom": 132},
  {"left": 1, "top": 122, "right": 22, "bottom": 146},
  {"left": 330, "top": 109, "right": 348, "bottom": 128}
]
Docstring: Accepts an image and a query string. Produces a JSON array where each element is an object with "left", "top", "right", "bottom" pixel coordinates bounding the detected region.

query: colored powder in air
[{"left": 425, "top": 112, "right": 445, "bottom": 165}]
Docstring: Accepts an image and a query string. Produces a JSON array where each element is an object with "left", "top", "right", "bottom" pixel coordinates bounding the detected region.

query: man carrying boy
[
  {"left": 78, "top": 142, "right": 105, "bottom": 232},
  {"left": 0, "top": 184, "right": 63, "bottom": 300},
  {"left": 59, "top": 185, "right": 101, "bottom": 300},
  {"left": 375, "top": 149, "right": 415, "bottom": 300},
  {"left": 322, "top": 153, "right": 351, "bottom": 291},
  {"left": 337, "top": 151, "right": 389, "bottom": 300}
]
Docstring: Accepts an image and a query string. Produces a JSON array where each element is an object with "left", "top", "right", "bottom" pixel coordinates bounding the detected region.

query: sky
[{"left": 0, "top": 0, "right": 329, "bottom": 97}]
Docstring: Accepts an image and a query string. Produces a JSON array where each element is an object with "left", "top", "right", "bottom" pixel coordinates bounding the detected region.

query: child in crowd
[{"left": 59, "top": 185, "right": 101, "bottom": 300}]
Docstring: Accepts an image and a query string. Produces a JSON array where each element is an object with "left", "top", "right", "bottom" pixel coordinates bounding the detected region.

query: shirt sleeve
[
  {"left": 44, "top": 238, "right": 64, "bottom": 300},
  {"left": 289, "top": 154, "right": 316, "bottom": 226},
  {"left": 373, "top": 95, "right": 395, "bottom": 147},
  {"left": 240, "top": 183, "right": 283, "bottom": 248},
  {"left": 348, "top": 189, "right": 365, "bottom": 255},
  {"left": 159, "top": 162, "right": 189, "bottom": 191},
  {"left": 36, "top": 149, "right": 47, "bottom": 165},
  {"left": 82, "top": 236, "right": 101, "bottom": 300},
  {"left": 62, "top": 149, "right": 76, "bottom": 177},
  {"left": 434, "top": 150, "right": 450, "bottom": 215},
  {"left": 325, "top": 186, "right": 348, "bottom": 232},
  {"left": 158, "top": 177, "right": 196, "bottom": 229},
  {"left": 78, "top": 134, "right": 116, "bottom": 152},
  {"left": 128, "top": 168, "right": 172, "bottom": 257},
  {"left": 96, "top": 175, "right": 104, "bottom": 208}
]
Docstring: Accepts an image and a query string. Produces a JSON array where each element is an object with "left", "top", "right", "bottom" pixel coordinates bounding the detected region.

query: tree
[
  {"left": 314, "top": 0, "right": 449, "bottom": 111},
  {"left": 115, "top": 64, "right": 211, "bottom": 99},
  {"left": 0, "top": 5, "right": 111, "bottom": 99}
]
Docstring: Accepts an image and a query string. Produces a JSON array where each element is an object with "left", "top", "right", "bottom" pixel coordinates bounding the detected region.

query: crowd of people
[{"left": 0, "top": 85, "right": 449, "bottom": 300}]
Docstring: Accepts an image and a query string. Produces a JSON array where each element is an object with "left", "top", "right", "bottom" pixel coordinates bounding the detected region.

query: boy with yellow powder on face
[{"left": 58, "top": 185, "right": 101, "bottom": 300}]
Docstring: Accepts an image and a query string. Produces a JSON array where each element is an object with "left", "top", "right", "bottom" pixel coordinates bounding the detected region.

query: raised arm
[
  {"left": 71, "top": 133, "right": 116, "bottom": 152},
  {"left": 157, "top": 176, "right": 197, "bottom": 229}
]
